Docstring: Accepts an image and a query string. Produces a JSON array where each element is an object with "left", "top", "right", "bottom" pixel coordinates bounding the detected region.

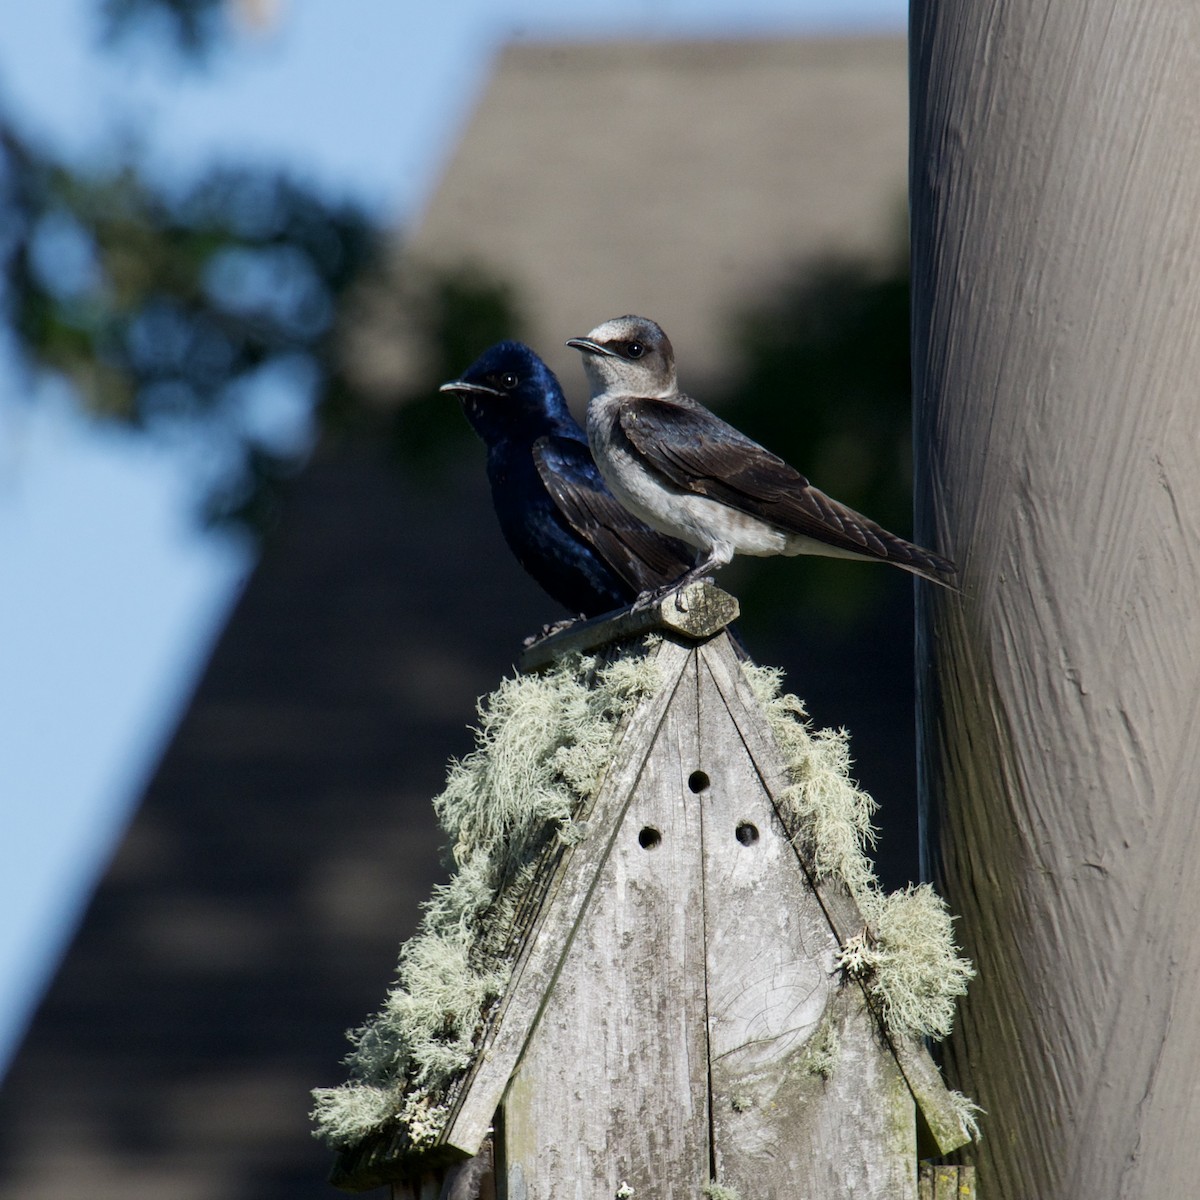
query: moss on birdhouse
[
  {"left": 311, "top": 642, "right": 663, "bottom": 1150},
  {"left": 312, "top": 640, "right": 976, "bottom": 1156},
  {"left": 742, "top": 663, "right": 974, "bottom": 1047}
]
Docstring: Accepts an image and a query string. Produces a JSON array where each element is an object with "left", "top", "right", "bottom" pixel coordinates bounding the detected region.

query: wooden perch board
[{"left": 519, "top": 580, "right": 740, "bottom": 671}]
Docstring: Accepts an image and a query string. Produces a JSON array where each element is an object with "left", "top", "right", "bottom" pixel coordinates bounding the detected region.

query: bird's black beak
[
  {"left": 566, "top": 337, "right": 616, "bottom": 358},
  {"left": 439, "top": 380, "right": 501, "bottom": 399}
]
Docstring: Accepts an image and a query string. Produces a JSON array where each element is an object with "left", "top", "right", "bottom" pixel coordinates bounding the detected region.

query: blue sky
[{"left": 0, "top": 0, "right": 906, "bottom": 1077}]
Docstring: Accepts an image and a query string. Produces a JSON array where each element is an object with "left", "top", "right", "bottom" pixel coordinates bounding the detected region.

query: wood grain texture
[
  {"left": 912, "top": 2, "right": 1200, "bottom": 1196},
  {"left": 697, "top": 649, "right": 916, "bottom": 1199},
  {"left": 440, "top": 639, "right": 694, "bottom": 1155},
  {"left": 390, "top": 1140, "right": 494, "bottom": 1200},
  {"left": 500, "top": 654, "right": 710, "bottom": 1198},
  {"left": 700, "top": 635, "right": 970, "bottom": 1154},
  {"left": 498, "top": 637, "right": 921, "bottom": 1196},
  {"left": 698, "top": 636, "right": 866, "bottom": 944},
  {"left": 425, "top": 632, "right": 967, "bottom": 1193},
  {"left": 918, "top": 1163, "right": 974, "bottom": 1200}
]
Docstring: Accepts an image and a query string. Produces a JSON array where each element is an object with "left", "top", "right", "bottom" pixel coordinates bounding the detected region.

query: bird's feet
[
  {"left": 522, "top": 615, "right": 585, "bottom": 649},
  {"left": 630, "top": 584, "right": 678, "bottom": 614},
  {"left": 630, "top": 575, "right": 717, "bottom": 615}
]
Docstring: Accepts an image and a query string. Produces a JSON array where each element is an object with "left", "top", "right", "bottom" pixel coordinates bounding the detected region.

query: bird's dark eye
[
  {"left": 625, "top": 341, "right": 645, "bottom": 359},
  {"left": 500, "top": 372, "right": 519, "bottom": 389}
]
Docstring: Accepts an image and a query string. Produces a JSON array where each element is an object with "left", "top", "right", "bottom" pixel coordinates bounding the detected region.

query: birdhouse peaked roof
[{"left": 330, "top": 590, "right": 973, "bottom": 1191}]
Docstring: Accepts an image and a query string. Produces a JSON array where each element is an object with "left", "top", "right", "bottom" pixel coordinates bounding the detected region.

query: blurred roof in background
[{"left": 347, "top": 36, "right": 906, "bottom": 399}]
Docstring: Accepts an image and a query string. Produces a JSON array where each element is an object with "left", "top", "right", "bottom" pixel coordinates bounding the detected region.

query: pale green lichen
[
  {"left": 742, "top": 662, "right": 974, "bottom": 1053},
  {"left": 311, "top": 644, "right": 663, "bottom": 1149},
  {"left": 313, "top": 644, "right": 978, "bottom": 1152},
  {"left": 742, "top": 663, "right": 880, "bottom": 898},
  {"left": 703, "top": 1184, "right": 741, "bottom": 1200},
  {"left": 947, "top": 1089, "right": 985, "bottom": 1143},
  {"left": 800, "top": 1014, "right": 841, "bottom": 1081},
  {"left": 843, "top": 885, "right": 975, "bottom": 1041}
]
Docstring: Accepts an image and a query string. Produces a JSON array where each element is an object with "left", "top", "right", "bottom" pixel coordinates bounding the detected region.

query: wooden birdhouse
[{"left": 316, "top": 584, "right": 976, "bottom": 1199}]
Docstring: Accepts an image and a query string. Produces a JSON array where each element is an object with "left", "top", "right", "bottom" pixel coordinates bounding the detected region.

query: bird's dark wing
[
  {"left": 618, "top": 397, "right": 956, "bottom": 581},
  {"left": 533, "top": 436, "right": 693, "bottom": 591}
]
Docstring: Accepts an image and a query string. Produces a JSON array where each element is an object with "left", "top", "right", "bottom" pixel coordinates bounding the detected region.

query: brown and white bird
[{"left": 567, "top": 314, "right": 956, "bottom": 607}]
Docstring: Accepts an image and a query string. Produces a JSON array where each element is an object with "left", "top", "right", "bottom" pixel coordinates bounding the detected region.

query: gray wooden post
[
  {"left": 911, "top": 2, "right": 1200, "bottom": 1196},
  {"left": 328, "top": 586, "right": 971, "bottom": 1197}
]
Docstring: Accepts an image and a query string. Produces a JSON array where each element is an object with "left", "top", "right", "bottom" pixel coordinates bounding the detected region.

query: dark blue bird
[{"left": 439, "top": 341, "right": 693, "bottom": 619}]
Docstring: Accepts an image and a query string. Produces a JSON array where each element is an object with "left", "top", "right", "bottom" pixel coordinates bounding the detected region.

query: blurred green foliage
[
  {"left": 0, "top": 0, "right": 522, "bottom": 532},
  {"left": 381, "top": 266, "right": 525, "bottom": 474},
  {"left": 1, "top": 120, "right": 380, "bottom": 531},
  {"left": 714, "top": 250, "right": 914, "bottom": 625}
]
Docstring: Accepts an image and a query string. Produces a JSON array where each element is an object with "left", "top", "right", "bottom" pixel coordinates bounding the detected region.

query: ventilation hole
[
  {"left": 638, "top": 826, "right": 662, "bottom": 850},
  {"left": 735, "top": 822, "right": 759, "bottom": 846},
  {"left": 688, "top": 770, "right": 710, "bottom": 793}
]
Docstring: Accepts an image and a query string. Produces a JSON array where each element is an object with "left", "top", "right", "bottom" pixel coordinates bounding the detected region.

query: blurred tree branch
[
  {"left": 0, "top": 0, "right": 522, "bottom": 534},
  {"left": 99, "top": 0, "right": 227, "bottom": 58},
  {"left": 0, "top": 117, "right": 380, "bottom": 531}
]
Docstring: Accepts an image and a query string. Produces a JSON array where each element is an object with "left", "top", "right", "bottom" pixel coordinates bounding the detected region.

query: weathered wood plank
[
  {"left": 335, "top": 620, "right": 976, "bottom": 1194},
  {"left": 918, "top": 1162, "right": 975, "bottom": 1200},
  {"left": 698, "top": 635, "right": 867, "bottom": 943},
  {"left": 915, "top": 1, "right": 1200, "bottom": 1191},
  {"left": 519, "top": 580, "right": 739, "bottom": 671},
  {"left": 887, "top": 1029, "right": 974, "bottom": 1158},
  {"left": 697, "top": 647, "right": 916, "bottom": 1199},
  {"left": 699, "top": 634, "right": 972, "bottom": 1156},
  {"left": 500, "top": 654, "right": 710, "bottom": 1197},
  {"left": 438, "top": 637, "right": 694, "bottom": 1155}
]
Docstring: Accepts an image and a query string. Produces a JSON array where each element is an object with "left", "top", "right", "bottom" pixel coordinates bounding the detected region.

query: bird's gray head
[{"left": 566, "top": 315, "right": 677, "bottom": 398}]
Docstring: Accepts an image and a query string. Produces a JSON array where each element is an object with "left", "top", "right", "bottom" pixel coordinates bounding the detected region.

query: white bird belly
[{"left": 587, "top": 394, "right": 792, "bottom": 561}]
